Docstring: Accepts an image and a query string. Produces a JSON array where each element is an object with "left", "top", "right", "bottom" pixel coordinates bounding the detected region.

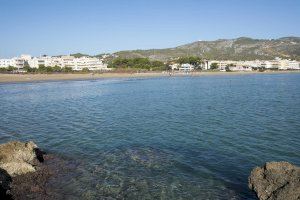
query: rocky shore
[
  {"left": 0, "top": 141, "right": 65, "bottom": 199},
  {"left": 1, "top": 141, "right": 299, "bottom": 200},
  {"left": 249, "top": 161, "right": 300, "bottom": 200}
]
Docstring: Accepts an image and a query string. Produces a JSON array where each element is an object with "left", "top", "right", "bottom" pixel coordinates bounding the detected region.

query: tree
[
  {"left": 7, "top": 66, "right": 17, "bottom": 72},
  {"left": 52, "top": 65, "right": 62, "bottom": 72},
  {"left": 23, "top": 65, "right": 30, "bottom": 72},
  {"left": 82, "top": 67, "right": 90, "bottom": 73},
  {"left": 0, "top": 67, "right": 15, "bottom": 72},
  {"left": 227, "top": 63, "right": 236, "bottom": 67},
  {"left": 38, "top": 65, "right": 46, "bottom": 73},
  {"left": 45, "top": 66, "right": 54, "bottom": 73},
  {"left": 23, "top": 65, "right": 37, "bottom": 73},
  {"left": 258, "top": 67, "right": 265, "bottom": 72},
  {"left": 210, "top": 63, "right": 219, "bottom": 70},
  {"left": 24, "top": 61, "right": 30, "bottom": 68},
  {"left": 0, "top": 67, "right": 8, "bottom": 72},
  {"left": 177, "top": 56, "right": 203, "bottom": 69},
  {"left": 109, "top": 57, "right": 166, "bottom": 70},
  {"left": 62, "top": 67, "right": 73, "bottom": 73},
  {"left": 225, "top": 65, "right": 231, "bottom": 72}
]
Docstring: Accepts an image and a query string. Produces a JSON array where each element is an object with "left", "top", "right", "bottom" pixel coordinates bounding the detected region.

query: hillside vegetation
[{"left": 113, "top": 37, "right": 300, "bottom": 61}]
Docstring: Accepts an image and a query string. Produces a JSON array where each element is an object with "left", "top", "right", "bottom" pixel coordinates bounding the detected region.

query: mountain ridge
[{"left": 110, "top": 36, "right": 300, "bottom": 61}]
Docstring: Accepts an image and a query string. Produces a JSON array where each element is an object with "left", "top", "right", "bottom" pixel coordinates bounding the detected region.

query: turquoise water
[{"left": 0, "top": 74, "right": 299, "bottom": 199}]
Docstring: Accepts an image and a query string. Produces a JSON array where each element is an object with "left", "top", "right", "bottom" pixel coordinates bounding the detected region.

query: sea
[{"left": 0, "top": 73, "right": 299, "bottom": 199}]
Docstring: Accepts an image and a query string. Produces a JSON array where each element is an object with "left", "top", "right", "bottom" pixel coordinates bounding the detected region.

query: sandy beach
[{"left": 0, "top": 71, "right": 299, "bottom": 83}]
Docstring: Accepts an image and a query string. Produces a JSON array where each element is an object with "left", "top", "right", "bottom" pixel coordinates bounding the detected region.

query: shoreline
[
  {"left": 0, "top": 70, "right": 299, "bottom": 83},
  {"left": 1, "top": 140, "right": 299, "bottom": 199}
]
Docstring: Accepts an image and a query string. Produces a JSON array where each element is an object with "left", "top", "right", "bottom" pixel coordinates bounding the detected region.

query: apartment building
[
  {"left": 207, "top": 58, "right": 300, "bottom": 71},
  {"left": 179, "top": 63, "right": 194, "bottom": 71},
  {"left": 0, "top": 55, "right": 109, "bottom": 71},
  {"left": 0, "top": 59, "right": 12, "bottom": 67}
]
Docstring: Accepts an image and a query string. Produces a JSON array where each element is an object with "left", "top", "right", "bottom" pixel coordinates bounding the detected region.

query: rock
[
  {"left": 10, "top": 154, "right": 78, "bottom": 200},
  {"left": 9, "top": 154, "right": 54, "bottom": 200},
  {"left": 0, "top": 141, "right": 46, "bottom": 199},
  {"left": 0, "top": 168, "right": 12, "bottom": 199},
  {"left": 0, "top": 141, "right": 39, "bottom": 177},
  {"left": 249, "top": 161, "right": 300, "bottom": 200},
  {"left": 0, "top": 141, "right": 74, "bottom": 199}
]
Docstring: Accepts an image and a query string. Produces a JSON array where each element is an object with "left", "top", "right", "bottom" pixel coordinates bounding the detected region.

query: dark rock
[
  {"left": 34, "top": 148, "right": 46, "bottom": 163},
  {"left": 0, "top": 141, "right": 50, "bottom": 199},
  {"left": 249, "top": 161, "right": 300, "bottom": 200},
  {"left": 10, "top": 154, "right": 76, "bottom": 200},
  {"left": 0, "top": 168, "right": 12, "bottom": 199},
  {"left": 0, "top": 141, "right": 43, "bottom": 199},
  {"left": 10, "top": 155, "right": 54, "bottom": 200},
  {"left": 0, "top": 141, "right": 77, "bottom": 199}
]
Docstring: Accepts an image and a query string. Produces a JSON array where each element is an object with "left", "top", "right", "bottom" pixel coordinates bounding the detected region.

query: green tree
[
  {"left": 109, "top": 58, "right": 165, "bottom": 70},
  {"left": 82, "top": 67, "right": 90, "bottom": 73},
  {"left": 177, "top": 56, "right": 203, "bottom": 69},
  {"left": 226, "top": 63, "right": 236, "bottom": 67},
  {"left": 210, "top": 63, "right": 219, "bottom": 70},
  {"left": 24, "top": 61, "right": 30, "bottom": 68},
  {"left": 62, "top": 67, "right": 73, "bottom": 73},
  {"left": 46, "top": 66, "right": 54, "bottom": 73},
  {"left": 0, "top": 67, "right": 10, "bottom": 72},
  {"left": 38, "top": 65, "right": 46, "bottom": 73},
  {"left": 258, "top": 67, "right": 265, "bottom": 72},
  {"left": 7, "top": 66, "right": 17, "bottom": 72},
  {"left": 23, "top": 65, "right": 31, "bottom": 72},
  {"left": 225, "top": 65, "right": 231, "bottom": 72},
  {"left": 52, "top": 65, "right": 62, "bottom": 72}
]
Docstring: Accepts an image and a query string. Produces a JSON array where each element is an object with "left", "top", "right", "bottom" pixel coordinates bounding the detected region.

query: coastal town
[
  {"left": 0, "top": 54, "right": 109, "bottom": 72},
  {"left": 1, "top": 0, "right": 300, "bottom": 199},
  {"left": 171, "top": 57, "right": 300, "bottom": 71},
  {"left": 0, "top": 54, "right": 300, "bottom": 72}
]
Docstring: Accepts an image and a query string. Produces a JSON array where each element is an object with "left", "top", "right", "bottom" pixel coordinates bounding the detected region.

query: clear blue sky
[{"left": 0, "top": 0, "right": 300, "bottom": 58}]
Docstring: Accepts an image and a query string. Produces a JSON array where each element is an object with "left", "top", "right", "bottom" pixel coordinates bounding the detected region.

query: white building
[
  {"left": 1, "top": 54, "right": 109, "bottom": 71},
  {"left": 11, "top": 58, "right": 25, "bottom": 69},
  {"left": 27, "top": 57, "right": 48, "bottom": 68},
  {"left": 287, "top": 60, "right": 300, "bottom": 70},
  {"left": 261, "top": 60, "right": 279, "bottom": 69},
  {"left": 229, "top": 65, "right": 252, "bottom": 71},
  {"left": 0, "top": 59, "right": 12, "bottom": 68},
  {"left": 277, "top": 59, "right": 300, "bottom": 70},
  {"left": 0, "top": 58, "right": 25, "bottom": 70},
  {"left": 56, "top": 56, "right": 108, "bottom": 71},
  {"left": 71, "top": 57, "right": 108, "bottom": 71},
  {"left": 203, "top": 60, "right": 209, "bottom": 70},
  {"left": 206, "top": 59, "right": 300, "bottom": 71},
  {"left": 179, "top": 63, "right": 194, "bottom": 71},
  {"left": 242, "top": 60, "right": 261, "bottom": 68},
  {"left": 169, "top": 63, "right": 180, "bottom": 70},
  {"left": 60, "top": 55, "right": 75, "bottom": 67}
]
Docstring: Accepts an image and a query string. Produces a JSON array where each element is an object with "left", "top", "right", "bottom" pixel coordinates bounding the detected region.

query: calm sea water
[{"left": 0, "top": 74, "right": 300, "bottom": 199}]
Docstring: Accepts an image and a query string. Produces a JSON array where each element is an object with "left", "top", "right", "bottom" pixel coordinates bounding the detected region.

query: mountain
[
  {"left": 70, "top": 53, "right": 90, "bottom": 58},
  {"left": 113, "top": 37, "right": 300, "bottom": 61}
]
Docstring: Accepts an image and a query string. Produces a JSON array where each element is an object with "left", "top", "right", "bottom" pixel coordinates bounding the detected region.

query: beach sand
[{"left": 0, "top": 71, "right": 299, "bottom": 83}]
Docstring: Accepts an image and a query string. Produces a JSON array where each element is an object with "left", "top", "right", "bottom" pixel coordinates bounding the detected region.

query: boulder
[
  {"left": 0, "top": 141, "right": 39, "bottom": 177},
  {"left": 249, "top": 161, "right": 300, "bottom": 200},
  {"left": 0, "top": 168, "right": 12, "bottom": 199}
]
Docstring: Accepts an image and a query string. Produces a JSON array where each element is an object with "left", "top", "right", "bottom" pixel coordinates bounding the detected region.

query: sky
[{"left": 0, "top": 0, "right": 300, "bottom": 58}]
